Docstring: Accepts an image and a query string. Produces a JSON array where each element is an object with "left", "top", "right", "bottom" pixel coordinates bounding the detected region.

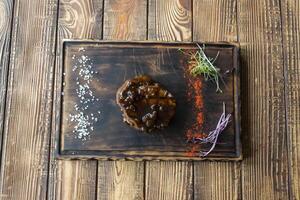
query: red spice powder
[
  {"left": 193, "top": 80, "right": 203, "bottom": 108},
  {"left": 184, "top": 57, "right": 205, "bottom": 157},
  {"left": 185, "top": 145, "right": 200, "bottom": 157},
  {"left": 196, "top": 113, "right": 204, "bottom": 125},
  {"left": 193, "top": 79, "right": 202, "bottom": 90},
  {"left": 194, "top": 132, "right": 206, "bottom": 139}
]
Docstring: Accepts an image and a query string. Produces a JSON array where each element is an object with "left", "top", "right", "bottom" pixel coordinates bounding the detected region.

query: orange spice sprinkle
[
  {"left": 194, "top": 132, "right": 206, "bottom": 139},
  {"left": 184, "top": 58, "right": 205, "bottom": 157},
  {"left": 193, "top": 79, "right": 202, "bottom": 91},
  {"left": 195, "top": 95, "right": 203, "bottom": 108},
  {"left": 196, "top": 113, "right": 204, "bottom": 126},
  {"left": 185, "top": 145, "right": 200, "bottom": 157}
]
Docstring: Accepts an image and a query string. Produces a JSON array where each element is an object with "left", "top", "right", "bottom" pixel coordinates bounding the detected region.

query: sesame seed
[{"left": 67, "top": 53, "right": 101, "bottom": 140}]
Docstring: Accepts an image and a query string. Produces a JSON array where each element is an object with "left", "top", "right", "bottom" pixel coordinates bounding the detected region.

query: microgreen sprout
[
  {"left": 179, "top": 44, "right": 222, "bottom": 93},
  {"left": 192, "top": 103, "right": 231, "bottom": 156}
]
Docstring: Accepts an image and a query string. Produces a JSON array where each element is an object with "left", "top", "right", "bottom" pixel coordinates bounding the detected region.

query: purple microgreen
[{"left": 193, "top": 103, "right": 231, "bottom": 157}]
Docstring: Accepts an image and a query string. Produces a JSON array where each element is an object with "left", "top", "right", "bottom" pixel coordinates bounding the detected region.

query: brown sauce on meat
[{"left": 116, "top": 75, "right": 176, "bottom": 132}]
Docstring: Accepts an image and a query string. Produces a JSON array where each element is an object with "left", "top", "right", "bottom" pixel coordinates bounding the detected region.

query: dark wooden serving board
[{"left": 56, "top": 41, "right": 241, "bottom": 161}]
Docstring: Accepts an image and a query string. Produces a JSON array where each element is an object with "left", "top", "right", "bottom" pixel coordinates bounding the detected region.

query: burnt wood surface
[{"left": 58, "top": 41, "right": 241, "bottom": 160}]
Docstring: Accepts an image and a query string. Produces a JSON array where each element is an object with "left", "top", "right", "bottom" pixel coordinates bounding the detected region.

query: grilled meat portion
[{"left": 116, "top": 75, "right": 176, "bottom": 132}]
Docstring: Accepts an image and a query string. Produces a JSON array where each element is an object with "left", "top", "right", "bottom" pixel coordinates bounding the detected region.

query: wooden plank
[
  {"left": 146, "top": 162, "right": 193, "bottom": 200},
  {"left": 96, "top": 0, "right": 147, "bottom": 199},
  {"left": 194, "top": 162, "right": 241, "bottom": 200},
  {"left": 192, "top": 1, "right": 241, "bottom": 200},
  {"left": 47, "top": 0, "right": 103, "bottom": 199},
  {"left": 0, "top": 0, "right": 58, "bottom": 199},
  {"left": 60, "top": 41, "right": 240, "bottom": 160},
  {"left": 148, "top": 0, "right": 191, "bottom": 41},
  {"left": 0, "top": 0, "right": 13, "bottom": 152},
  {"left": 146, "top": 1, "right": 193, "bottom": 199},
  {"left": 54, "top": 161, "right": 97, "bottom": 200},
  {"left": 281, "top": 0, "right": 300, "bottom": 199},
  {"left": 103, "top": 0, "right": 147, "bottom": 40},
  {"left": 97, "top": 161, "right": 144, "bottom": 200},
  {"left": 193, "top": 0, "right": 237, "bottom": 42},
  {"left": 238, "top": 0, "right": 289, "bottom": 199}
]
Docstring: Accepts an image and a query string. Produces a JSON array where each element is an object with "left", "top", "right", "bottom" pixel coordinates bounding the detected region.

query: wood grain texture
[
  {"left": 0, "top": 0, "right": 13, "bottom": 154},
  {"left": 238, "top": 0, "right": 289, "bottom": 199},
  {"left": 145, "top": 162, "right": 193, "bottom": 200},
  {"left": 48, "top": 0, "right": 103, "bottom": 199},
  {"left": 0, "top": 0, "right": 58, "bottom": 199},
  {"left": 54, "top": 161, "right": 97, "bottom": 200},
  {"left": 148, "top": 0, "right": 192, "bottom": 41},
  {"left": 97, "top": 161, "right": 144, "bottom": 200},
  {"left": 146, "top": 1, "right": 193, "bottom": 199},
  {"left": 58, "top": 0, "right": 103, "bottom": 39},
  {"left": 0, "top": 1, "right": 297, "bottom": 199},
  {"left": 194, "top": 162, "right": 241, "bottom": 200},
  {"left": 97, "top": 0, "right": 147, "bottom": 199},
  {"left": 281, "top": 0, "right": 300, "bottom": 199},
  {"left": 103, "top": 0, "right": 147, "bottom": 40},
  {"left": 193, "top": 1, "right": 241, "bottom": 200},
  {"left": 193, "top": 0, "right": 237, "bottom": 42},
  {"left": 60, "top": 41, "right": 239, "bottom": 160}
]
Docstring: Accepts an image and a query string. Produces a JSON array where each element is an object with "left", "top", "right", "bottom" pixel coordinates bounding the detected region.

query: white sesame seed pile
[{"left": 66, "top": 48, "right": 100, "bottom": 140}]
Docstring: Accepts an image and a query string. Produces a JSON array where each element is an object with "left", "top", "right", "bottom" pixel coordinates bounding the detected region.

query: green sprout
[{"left": 179, "top": 44, "right": 222, "bottom": 93}]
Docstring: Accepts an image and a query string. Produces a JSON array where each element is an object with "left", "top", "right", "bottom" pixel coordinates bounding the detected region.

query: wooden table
[{"left": 0, "top": 0, "right": 299, "bottom": 199}]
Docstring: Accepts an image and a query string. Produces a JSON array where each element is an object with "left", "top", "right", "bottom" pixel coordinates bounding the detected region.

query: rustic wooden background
[{"left": 0, "top": 0, "right": 299, "bottom": 199}]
